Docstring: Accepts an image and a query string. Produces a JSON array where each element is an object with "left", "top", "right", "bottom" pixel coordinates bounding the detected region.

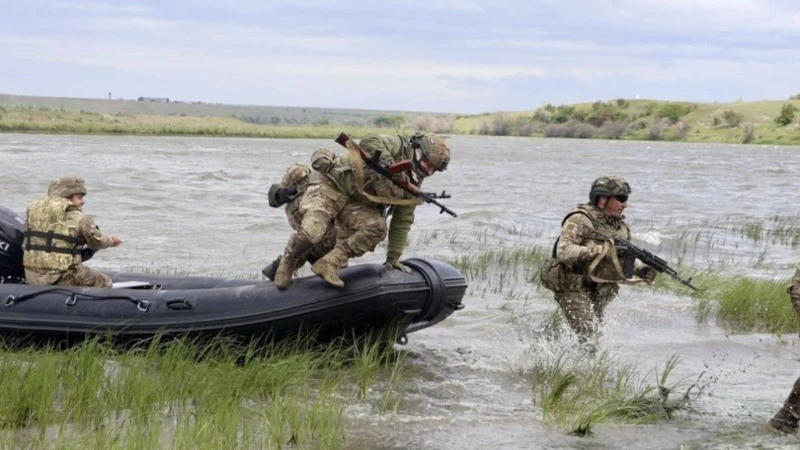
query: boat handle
[
  {"left": 166, "top": 298, "right": 193, "bottom": 310},
  {"left": 65, "top": 294, "right": 78, "bottom": 306},
  {"left": 446, "top": 302, "right": 465, "bottom": 311},
  {"left": 137, "top": 300, "right": 151, "bottom": 312},
  {"left": 3, "top": 295, "right": 16, "bottom": 307}
]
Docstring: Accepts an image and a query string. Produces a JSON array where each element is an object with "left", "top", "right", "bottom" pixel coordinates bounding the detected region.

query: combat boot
[
  {"left": 262, "top": 255, "right": 282, "bottom": 281},
  {"left": 273, "top": 233, "right": 315, "bottom": 290},
  {"left": 767, "top": 376, "right": 800, "bottom": 434},
  {"left": 273, "top": 252, "right": 300, "bottom": 290},
  {"left": 310, "top": 248, "right": 347, "bottom": 288},
  {"left": 263, "top": 255, "right": 309, "bottom": 281}
]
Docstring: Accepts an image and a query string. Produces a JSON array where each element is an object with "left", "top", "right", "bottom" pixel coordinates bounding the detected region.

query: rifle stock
[{"left": 335, "top": 133, "right": 457, "bottom": 217}]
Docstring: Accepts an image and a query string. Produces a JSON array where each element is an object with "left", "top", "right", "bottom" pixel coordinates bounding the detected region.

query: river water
[{"left": 2, "top": 133, "right": 800, "bottom": 449}]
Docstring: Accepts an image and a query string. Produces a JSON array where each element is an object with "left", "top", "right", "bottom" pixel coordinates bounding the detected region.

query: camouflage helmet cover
[
  {"left": 410, "top": 133, "right": 450, "bottom": 171},
  {"left": 589, "top": 175, "right": 631, "bottom": 204},
  {"left": 47, "top": 176, "right": 87, "bottom": 198}
]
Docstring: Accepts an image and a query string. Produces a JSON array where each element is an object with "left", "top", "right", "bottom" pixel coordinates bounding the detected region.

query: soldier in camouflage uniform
[
  {"left": 541, "top": 176, "right": 656, "bottom": 345},
  {"left": 261, "top": 157, "right": 337, "bottom": 281},
  {"left": 272, "top": 133, "right": 450, "bottom": 289},
  {"left": 23, "top": 176, "right": 122, "bottom": 288},
  {"left": 765, "top": 266, "right": 800, "bottom": 434}
]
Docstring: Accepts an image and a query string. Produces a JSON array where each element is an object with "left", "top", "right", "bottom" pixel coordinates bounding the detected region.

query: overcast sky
[{"left": 2, "top": 0, "right": 798, "bottom": 113}]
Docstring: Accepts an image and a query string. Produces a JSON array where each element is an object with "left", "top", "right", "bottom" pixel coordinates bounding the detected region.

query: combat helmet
[
  {"left": 410, "top": 133, "right": 450, "bottom": 172},
  {"left": 47, "top": 176, "right": 87, "bottom": 199},
  {"left": 589, "top": 175, "right": 631, "bottom": 204}
]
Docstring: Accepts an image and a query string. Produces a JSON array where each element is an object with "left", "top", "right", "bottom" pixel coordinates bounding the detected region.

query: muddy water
[{"left": 2, "top": 133, "right": 800, "bottom": 449}]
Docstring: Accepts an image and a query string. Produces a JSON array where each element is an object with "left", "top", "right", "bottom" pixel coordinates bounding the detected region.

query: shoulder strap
[{"left": 551, "top": 210, "right": 594, "bottom": 258}]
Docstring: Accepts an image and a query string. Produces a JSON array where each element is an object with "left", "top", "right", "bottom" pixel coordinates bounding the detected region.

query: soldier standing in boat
[
  {"left": 269, "top": 133, "right": 451, "bottom": 289},
  {"left": 261, "top": 154, "right": 337, "bottom": 281},
  {"left": 765, "top": 264, "right": 800, "bottom": 434},
  {"left": 540, "top": 176, "right": 657, "bottom": 349},
  {"left": 23, "top": 176, "right": 122, "bottom": 288}
]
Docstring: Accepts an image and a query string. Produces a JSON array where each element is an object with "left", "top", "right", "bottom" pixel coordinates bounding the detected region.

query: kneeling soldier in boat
[
  {"left": 269, "top": 133, "right": 451, "bottom": 289},
  {"left": 23, "top": 176, "right": 122, "bottom": 288},
  {"left": 262, "top": 155, "right": 337, "bottom": 281}
]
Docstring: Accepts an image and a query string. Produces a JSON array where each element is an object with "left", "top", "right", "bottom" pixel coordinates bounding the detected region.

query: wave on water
[
  {"left": 635, "top": 230, "right": 663, "bottom": 246},
  {"left": 192, "top": 170, "right": 231, "bottom": 182}
]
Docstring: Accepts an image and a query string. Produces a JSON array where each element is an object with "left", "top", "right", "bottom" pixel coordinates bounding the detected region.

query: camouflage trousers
[
  {"left": 553, "top": 281, "right": 619, "bottom": 342},
  {"left": 768, "top": 375, "right": 800, "bottom": 434},
  {"left": 25, "top": 264, "right": 112, "bottom": 288},
  {"left": 285, "top": 197, "right": 336, "bottom": 261},
  {"left": 787, "top": 265, "right": 800, "bottom": 321},
  {"left": 290, "top": 178, "right": 387, "bottom": 260}
]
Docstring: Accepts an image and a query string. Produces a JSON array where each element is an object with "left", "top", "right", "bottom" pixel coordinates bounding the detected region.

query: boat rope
[{"left": 3, "top": 288, "right": 151, "bottom": 312}]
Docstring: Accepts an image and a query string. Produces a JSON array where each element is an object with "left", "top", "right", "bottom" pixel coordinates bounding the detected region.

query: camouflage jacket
[
  {"left": 23, "top": 195, "right": 115, "bottom": 272},
  {"left": 556, "top": 203, "right": 631, "bottom": 282},
  {"left": 327, "top": 134, "right": 421, "bottom": 261}
]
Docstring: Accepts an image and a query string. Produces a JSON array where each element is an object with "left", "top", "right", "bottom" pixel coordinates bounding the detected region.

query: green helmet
[
  {"left": 47, "top": 176, "right": 87, "bottom": 198},
  {"left": 589, "top": 175, "right": 631, "bottom": 204},
  {"left": 410, "top": 133, "right": 450, "bottom": 171}
]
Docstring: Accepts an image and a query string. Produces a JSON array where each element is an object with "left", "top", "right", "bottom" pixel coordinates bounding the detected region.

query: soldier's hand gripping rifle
[
  {"left": 585, "top": 228, "right": 698, "bottom": 291},
  {"left": 334, "top": 133, "right": 457, "bottom": 217}
]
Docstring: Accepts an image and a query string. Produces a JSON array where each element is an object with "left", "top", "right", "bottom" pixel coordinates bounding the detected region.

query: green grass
[
  {"left": 4, "top": 95, "right": 800, "bottom": 144},
  {"left": 0, "top": 330, "right": 409, "bottom": 449},
  {"left": 532, "top": 351, "right": 698, "bottom": 436},
  {"left": 451, "top": 98, "right": 800, "bottom": 145},
  {"left": 0, "top": 105, "right": 390, "bottom": 138},
  {"left": 685, "top": 272, "right": 800, "bottom": 334}
]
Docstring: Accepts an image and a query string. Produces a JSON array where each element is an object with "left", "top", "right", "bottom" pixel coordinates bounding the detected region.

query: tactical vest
[
  {"left": 23, "top": 196, "right": 83, "bottom": 271},
  {"left": 564, "top": 204, "right": 630, "bottom": 282},
  {"left": 541, "top": 204, "right": 630, "bottom": 291}
]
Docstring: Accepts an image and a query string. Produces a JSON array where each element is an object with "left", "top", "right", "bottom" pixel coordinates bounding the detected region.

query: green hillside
[
  {"left": 1, "top": 94, "right": 799, "bottom": 145},
  {"left": 453, "top": 99, "right": 800, "bottom": 145}
]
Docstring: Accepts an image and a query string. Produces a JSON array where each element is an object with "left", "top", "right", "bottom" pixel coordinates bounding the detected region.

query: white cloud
[{"left": 2, "top": 0, "right": 799, "bottom": 111}]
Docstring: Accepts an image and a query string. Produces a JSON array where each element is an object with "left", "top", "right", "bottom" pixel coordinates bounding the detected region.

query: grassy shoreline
[
  {"left": 2, "top": 95, "right": 800, "bottom": 144},
  {"left": 1, "top": 331, "right": 408, "bottom": 449}
]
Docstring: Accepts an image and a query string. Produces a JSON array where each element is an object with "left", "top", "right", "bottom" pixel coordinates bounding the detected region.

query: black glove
[
  {"left": 268, "top": 183, "right": 299, "bottom": 208},
  {"left": 80, "top": 246, "right": 95, "bottom": 262},
  {"left": 635, "top": 266, "right": 657, "bottom": 283}
]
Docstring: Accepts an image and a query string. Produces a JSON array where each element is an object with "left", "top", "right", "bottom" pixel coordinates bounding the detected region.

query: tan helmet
[
  {"left": 411, "top": 133, "right": 450, "bottom": 171},
  {"left": 589, "top": 175, "right": 631, "bottom": 204},
  {"left": 47, "top": 176, "right": 87, "bottom": 198}
]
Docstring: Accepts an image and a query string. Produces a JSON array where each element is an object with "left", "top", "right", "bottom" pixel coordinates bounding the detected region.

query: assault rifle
[
  {"left": 423, "top": 190, "right": 451, "bottom": 199},
  {"left": 334, "top": 133, "right": 457, "bottom": 217},
  {"left": 584, "top": 229, "right": 698, "bottom": 291}
]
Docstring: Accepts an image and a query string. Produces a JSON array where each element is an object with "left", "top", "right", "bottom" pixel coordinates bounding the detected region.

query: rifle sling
[
  {"left": 586, "top": 239, "right": 649, "bottom": 286},
  {"left": 346, "top": 140, "right": 420, "bottom": 207}
]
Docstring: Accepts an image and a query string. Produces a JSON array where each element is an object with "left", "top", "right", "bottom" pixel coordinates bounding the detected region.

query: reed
[
  {"left": 532, "top": 351, "right": 697, "bottom": 436},
  {"left": 0, "top": 105, "right": 391, "bottom": 139},
  {"left": 685, "top": 271, "right": 799, "bottom": 334},
  {"left": 0, "top": 330, "right": 408, "bottom": 449}
]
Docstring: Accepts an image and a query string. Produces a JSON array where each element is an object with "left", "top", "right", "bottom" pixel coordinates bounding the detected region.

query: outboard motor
[{"left": 0, "top": 205, "right": 26, "bottom": 283}]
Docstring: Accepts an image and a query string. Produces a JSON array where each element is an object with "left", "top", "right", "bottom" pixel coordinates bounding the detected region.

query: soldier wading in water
[{"left": 540, "top": 176, "right": 657, "bottom": 350}]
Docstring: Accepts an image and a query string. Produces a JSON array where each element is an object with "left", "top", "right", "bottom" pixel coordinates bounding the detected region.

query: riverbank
[{"left": 2, "top": 94, "right": 800, "bottom": 144}]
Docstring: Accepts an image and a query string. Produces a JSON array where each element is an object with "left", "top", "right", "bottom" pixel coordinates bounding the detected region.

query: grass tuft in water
[
  {"left": 532, "top": 351, "right": 698, "bottom": 436},
  {"left": 1, "top": 327, "right": 409, "bottom": 449}
]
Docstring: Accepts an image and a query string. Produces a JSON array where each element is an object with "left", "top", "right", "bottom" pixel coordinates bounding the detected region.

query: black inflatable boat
[{"left": 0, "top": 205, "right": 467, "bottom": 345}]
